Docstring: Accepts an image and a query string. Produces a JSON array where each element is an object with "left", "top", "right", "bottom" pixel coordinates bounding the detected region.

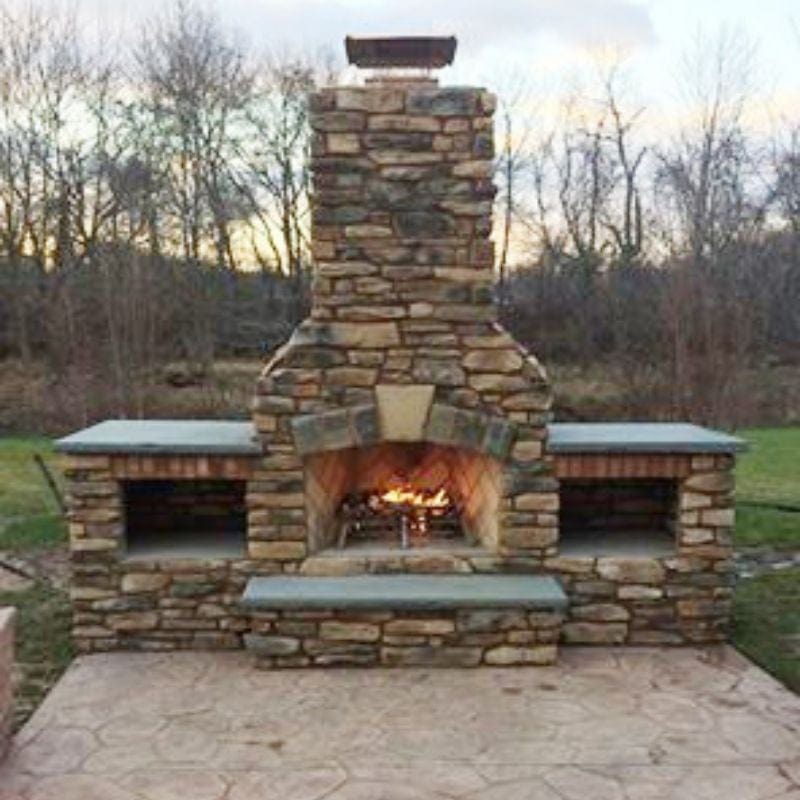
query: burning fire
[
  {"left": 360, "top": 483, "right": 454, "bottom": 545},
  {"left": 378, "top": 485, "right": 451, "bottom": 509}
]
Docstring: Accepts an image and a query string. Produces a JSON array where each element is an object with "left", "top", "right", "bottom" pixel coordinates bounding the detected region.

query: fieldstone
[
  {"left": 121, "top": 573, "right": 170, "bottom": 593},
  {"left": 484, "top": 645, "right": 557, "bottom": 665},
  {"left": 433, "top": 267, "right": 493, "bottom": 283},
  {"left": 515, "top": 493, "right": 559, "bottom": 512},
  {"left": 618, "top": 585, "right": 664, "bottom": 600},
  {"left": 453, "top": 160, "right": 493, "bottom": 178},
  {"left": 107, "top": 611, "right": 159, "bottom": 632},
  {"left": 502, "top": 391, "right": 552, "bottom": 411},
  {"left": 368, "top": 114, "right": 441, "bottom": 132},
  {"left": 395, "top": 211, "right": 454, "bottom": 238},
  {"left": 71, "top": 538, "right": 117, "bottom": 552},
  {"left": 70, "top": 586, "right": 117, "bottom": 601},
  {"left": 597, "top": 557, "right": 665, "bottom": 585},
  {"left": 544, "top": 556, "right": 595, "bottom": 574},
  {"left": 336, "top": 87, "right": 404, "bottom": 112},
  {"left": 504, "top": 472, "right": 557, "bottom": 495},
  {"left": 326, "top": 133, "right": 360, "bottom": 154},
  {"left": 684, "top": 472, "right": 734, "bottom": 493},
  {"left": 168, "top": 581, "right": 219, "bottom": 598},
  {"left": 304, "top": 638, "right": 376, "bottom": 655},
  {"left": 570, "top": 603, "right": 630, "bottom": 622},
  {"left": 92, "top": 596, "right": 154, "bottom": 613},
  {"left": 680, "top": 491, "right": 713, "bottom": 510},
  {"left": 244, "top": 634, "right": 300, "bottom": 656},
  {"left": 326, "top": 367, "right": 378, "bottom": 386},
  {"left": 313, "top": 649, "right": 378, "bottom": 666},
  {"left": 463, "top": 349, "right": 523, "bottom": 373},
  {"left": 309, "top": 321, "right": 401, "bottom": 349},
  {"left": 699, "top": 508, "right": 735, "bottom": 526},
  {"left": 406, "top": 88, "right": 479, "bottom": 116},
  {"left": 681, "top": 528, "right": 715, "bottom": 545},
  {"left": 248, "top": 541, "right": 306, "bottom": 560},
  {"left": 511, "top": 440, "right": 543, "bottom": 462},
  {"left": 562, "top": 622, "right": 628, "bottom": 644},
  {"left": 384, "top": 618, "right": 455, "bottom": 636},
  {"left": 412, "top": 360, "right": 465, "bottom": 386},
  {"left": 319, "top": 621, "right": 381, "bottom": 642},
  {"left": 468, "top": 374, "right": 528, "bottom": 393},
  {"left": 351, "top": 404, "right": 380, "bottom": 446},
  {"left": 457, "top": 610, "right": 528, "bottom": 633},
  {"left": 345, "top": 223, "right": 393, "bottom": 238}
]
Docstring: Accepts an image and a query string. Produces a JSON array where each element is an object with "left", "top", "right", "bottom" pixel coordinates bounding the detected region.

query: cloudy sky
[{"left": 28, "top": 0, "right": 800, "bottom": 132}]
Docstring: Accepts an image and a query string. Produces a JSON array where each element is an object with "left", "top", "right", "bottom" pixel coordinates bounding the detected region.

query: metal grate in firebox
[{"left": 337, "top": 490, "right": 463, "bottom": 549}]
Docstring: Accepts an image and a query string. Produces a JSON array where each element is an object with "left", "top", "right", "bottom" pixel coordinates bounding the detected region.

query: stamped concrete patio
[{"left": 1, "top": 647, "right": 798, "bottom": 800}]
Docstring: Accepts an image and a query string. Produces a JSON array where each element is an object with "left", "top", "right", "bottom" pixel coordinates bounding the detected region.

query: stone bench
[{"left": 241, "top": 575, "right": 567, "bottom": 668}]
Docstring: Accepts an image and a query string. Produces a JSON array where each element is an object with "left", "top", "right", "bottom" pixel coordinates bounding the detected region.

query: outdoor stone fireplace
[
  {"left": 249, "top": 68, "right": 558, "bottom": 568},
  {"left": 56, "top": 37, "right": 745, "bottom": 667}
]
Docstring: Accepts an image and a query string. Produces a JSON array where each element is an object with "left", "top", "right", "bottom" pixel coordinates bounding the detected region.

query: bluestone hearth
[{"left": 56, "top": 37, "right": 745, "bottom": 668}]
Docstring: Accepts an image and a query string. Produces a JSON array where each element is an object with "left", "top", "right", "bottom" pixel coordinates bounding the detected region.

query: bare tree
[
  {"left": 655, "top": 27, "right": 764, "bottom": 264},
  {"left": 134, "top": 0, "right": 254, "bottom": 269},
  {"left": 492, "top": 70, "right": 538, "bottom": 298}
]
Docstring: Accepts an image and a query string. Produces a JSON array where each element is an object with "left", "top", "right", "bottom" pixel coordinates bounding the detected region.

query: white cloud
[{"left": 52, "top": 0, "right": 655, "bottom": 60}]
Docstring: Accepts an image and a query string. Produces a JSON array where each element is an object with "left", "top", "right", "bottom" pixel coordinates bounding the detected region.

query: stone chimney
[{"left": 250, "top": 39, "right": 558, "bottom": 564}]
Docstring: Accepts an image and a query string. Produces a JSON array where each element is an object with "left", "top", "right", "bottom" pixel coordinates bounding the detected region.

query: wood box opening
[
  {"left": 123, "top": 479, "right": 247, "bottom": 559},
  {"left": 558, "top": 478, "right": 678, "bottom": 557}
]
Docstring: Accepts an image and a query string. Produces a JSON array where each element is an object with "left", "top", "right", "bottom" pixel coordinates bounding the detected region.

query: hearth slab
[
  {"left": 55, "top": 419, "right": 261, "bottom": 455},
  {"left": 548, "top": 422, "right": 746, "bottom": 453},
  {"left": 241, "top": 574, "right": 568, "bottom": 611},
  {"left": 56, "top": 419, "right": 746, "bottom": 456}
]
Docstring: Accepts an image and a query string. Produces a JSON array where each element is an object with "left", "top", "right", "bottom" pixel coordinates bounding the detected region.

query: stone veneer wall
[
  {"left": 0, "top": 606, "right": 15, "bottom": 756},
  {"left": 64, "top": 447, "right": 734, "bottom": 652},
  {"left": 245, "top": 608, "right": 563, "bottom": 668},
  {"left": 66, "top": 454, "right": 260, "bottom": 652},
  {"left": 550, "top": 453, "right": 736, "bottom": 645},
  {"left": 251, "top": 81, "right": 558, "bottom": 564}
]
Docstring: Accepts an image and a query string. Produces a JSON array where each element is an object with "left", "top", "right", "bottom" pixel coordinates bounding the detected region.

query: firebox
[{"left": 304, "top": 442, "right": 502, "bottom": 552}]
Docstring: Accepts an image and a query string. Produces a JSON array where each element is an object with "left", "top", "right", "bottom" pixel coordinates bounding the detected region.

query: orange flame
[{"left": 379, "top": 485, "right": 451, "bottom": 509}]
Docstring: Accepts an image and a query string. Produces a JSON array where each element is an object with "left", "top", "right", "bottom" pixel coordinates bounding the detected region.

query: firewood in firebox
[{"left": 336, "top": 489, "right": 462, "bottom": 547}]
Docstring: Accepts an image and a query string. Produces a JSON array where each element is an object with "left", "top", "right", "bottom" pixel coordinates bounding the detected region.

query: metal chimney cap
[{"left": 345, "top": 36, "right": 457, "bottom": 69}]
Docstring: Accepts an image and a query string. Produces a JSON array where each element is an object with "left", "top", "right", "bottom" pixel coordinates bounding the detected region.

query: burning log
[{"left": 337, "top": 484, "right": 461, "bottom": 549}]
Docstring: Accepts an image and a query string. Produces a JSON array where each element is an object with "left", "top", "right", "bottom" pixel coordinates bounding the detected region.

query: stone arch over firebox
[
  {"left": 292, "top": 387, "right": 513, "bottom": 554},
  {"left": 290, "top": 387, "right": 558, "bottom": 560},
  {"left": 290, "top": 386, "right": 516, "bottom": 462}
]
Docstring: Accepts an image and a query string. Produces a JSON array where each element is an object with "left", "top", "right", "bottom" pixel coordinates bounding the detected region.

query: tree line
[{"left": 0, "top": 4, "right": 797, "bottom": 430}]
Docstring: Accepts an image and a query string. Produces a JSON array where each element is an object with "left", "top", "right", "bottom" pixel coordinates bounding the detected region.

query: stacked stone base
[{"left": 244, "top": 608, "right": 563, "bottom": 668}]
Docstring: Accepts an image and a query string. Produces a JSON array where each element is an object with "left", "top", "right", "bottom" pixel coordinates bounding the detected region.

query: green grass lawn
[
  {"left": 735, "top": 427, "right": 800, "bottom": 549},
  {"left": 733, "top": 570, "right": 800, "bottom": 693},
  {"left": 729, "top": 427, "right": 799, "bottom": 692},
  {"left": 736, "top": 427, "right": 800, "bottom": 508},
  {"left": 0, "top": 437, "right": 70, "bottom": 729},
  {"left": 0, "top": 582, "right": 73, "bottom": 728},
  {"left": 0, "top": 437, "right": 65, "bottom": 551}
]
